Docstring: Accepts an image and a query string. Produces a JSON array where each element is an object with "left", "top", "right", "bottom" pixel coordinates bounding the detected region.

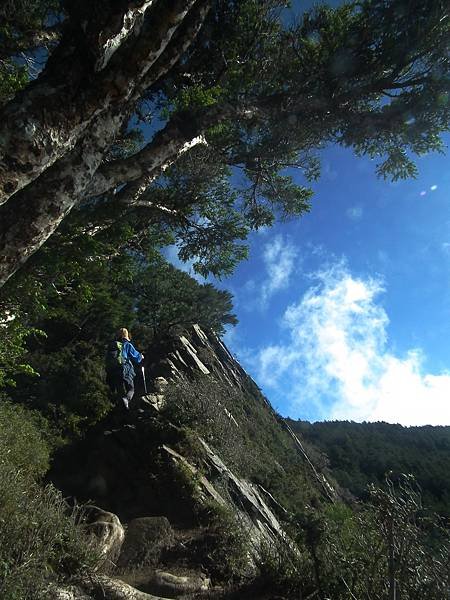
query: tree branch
[
  {"left": 0, "top": 3, "right": 212, "bottom": 287},
  {"left": 0, "top": 0, "right": 201, "bottom": 206},
  {"left": 87, "top": 99, "right": 255, "bottom": 198},
  {"left": 74, "top": 0, "right": 158, "bottom": 72},
  {"left": 89, "top": 133, "right": 207, "bottom": 199}
]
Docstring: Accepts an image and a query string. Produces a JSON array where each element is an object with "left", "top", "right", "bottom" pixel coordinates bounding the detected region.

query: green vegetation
[
  {"left": 0, "top": 400, "right": 50, "bottom": 479},
  {"left": 289, "top": 419, "right": 450, "bottom": 517},
  {"left": 0, "top": 401, "right": 97, "bottom": 600},
  {"left": 257, "top": 476, "right": 450, "bottom": 599},
  {"left": 1, "top": 223, "right": 236, "bottom": 438},
  {"left": 133, "top": 253, "right": 237, "bottom": 336},
  {"left": 163, "top": 377, "right": 321, "bottom": 515},
  {"left": 197, "top": 501, "right": 250, "bottom": 584},
  {"left": 0, "top": 0, "right": 60, "bottom": 105}
]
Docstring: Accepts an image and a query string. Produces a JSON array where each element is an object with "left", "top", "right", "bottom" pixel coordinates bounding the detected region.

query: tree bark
[
  {"left": 88, "top": 118, "right": 213, "bottom": 198},
  {"left": 0, "top": 120, "right": 116, "bottom": 287},
  {"left": 0, "top": 0, "right": 200, "bottom": 206},
  {"left": 0, "top": 1, "right": 211, "bottom": 287}
]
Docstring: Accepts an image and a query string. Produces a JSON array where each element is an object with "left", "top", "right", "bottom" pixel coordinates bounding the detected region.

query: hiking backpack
[{"left": 105, "top": 340, "right": 124, "bottom": 371}]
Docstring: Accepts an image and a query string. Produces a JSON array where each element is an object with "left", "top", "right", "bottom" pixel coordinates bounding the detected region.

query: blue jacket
[
  {"left": 121, "top": 339, "right": 143, "bottom": 384},
  {"left": 122, "top": 339, "right": 143, "bottom": 364}
]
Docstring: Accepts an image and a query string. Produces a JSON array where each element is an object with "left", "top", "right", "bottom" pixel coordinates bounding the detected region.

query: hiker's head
[{"left": 118, "top": 327, "right": 130, "bottom": 340}]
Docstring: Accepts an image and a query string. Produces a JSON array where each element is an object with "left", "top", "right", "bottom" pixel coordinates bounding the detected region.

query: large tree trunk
[
  {"left": 0, "top": 117, "right": 118, "bottom": 287},
  {"left": 0, "top": 0, "right": 211, "bottom": 288},
  {"left": 0, "top": 0, "right": 199, "bottom": 206},
  {"left": 0, "top": 93, "right": 276, "bottom": 287},
  {"left": 0, "top": 115, "right": 206, "bottom": 287}
]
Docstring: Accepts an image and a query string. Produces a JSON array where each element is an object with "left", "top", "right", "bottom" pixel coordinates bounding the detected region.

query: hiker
[{"left": 106, "top": 328, "right": 144, "bottom": 410}]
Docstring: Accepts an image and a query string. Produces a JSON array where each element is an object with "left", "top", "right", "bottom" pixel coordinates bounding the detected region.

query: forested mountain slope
[{"left": 288, "top": 419, "right": 450, "bottom": 517}]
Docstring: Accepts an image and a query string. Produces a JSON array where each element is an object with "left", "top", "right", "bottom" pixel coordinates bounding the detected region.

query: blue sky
[
  {"left": 170, "top": 135, "right": 450, "bottom": 426},
  {"left": 21, "top": 0, "right": 450, "bottom": 425},
  {"left": 162, "top": 0, "right": 450, "bottom": 426}
]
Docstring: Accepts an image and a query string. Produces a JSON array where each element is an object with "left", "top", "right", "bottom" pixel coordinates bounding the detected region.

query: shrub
[
  {"left": 318, "top": 478, "right": 450, "bottom": 600},
  {"left": 254, "top": 478, "right": 450, "bottom": 600},
  {"left": 162, "top": 378, "right": 248, "bottom": 473},
  {"left": 22, "top": 343, "right": 112, "bottom": 438},
  {"left": 0, "top": 400, "right": 50, "bottom": 479},
  {"left": 256, "top": 534, "right": 315, "bottom": 597},
  {"left": 0, "top": 317, "right": 42, "bottom": 389},
  {"left": 198, "top": 500, "right": 251, "bottom": 584},
  {"left": 0, "top": 401, "right": 99, "bottom": 599},
  {"left": 0, "top": 474, "right": 98, "bottom": 599}
]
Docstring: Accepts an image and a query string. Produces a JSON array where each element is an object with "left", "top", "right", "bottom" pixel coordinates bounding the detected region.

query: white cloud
[
  {"left": 441, "top": 242, "right": 450, "bottom": 256},
  {"left": 254, "top": 261, "right": 450, "bottom": 426},
  {"left": 323, "top": 161, "right": 338, "bottom": 181},
  {"left": 346, "top": 205, "right": 363, "bottom": 221},
  {"left": 260, "top": 235, "right": 299, "bottom": 306}
]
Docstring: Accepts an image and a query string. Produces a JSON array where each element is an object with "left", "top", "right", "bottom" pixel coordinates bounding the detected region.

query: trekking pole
[{"left": 141, "top": 365, "right": 148, "bottom": 395}]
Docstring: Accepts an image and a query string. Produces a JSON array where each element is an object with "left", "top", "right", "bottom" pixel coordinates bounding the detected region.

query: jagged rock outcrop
[
  {"left": 146, "top": 325, "right": 251, "bottom": 391},
  {"left": 145, "top": 325, "right": 338, "bottom": 502},
  {"left": 162, "top": 439, "right": 287, "bottom": 552}
]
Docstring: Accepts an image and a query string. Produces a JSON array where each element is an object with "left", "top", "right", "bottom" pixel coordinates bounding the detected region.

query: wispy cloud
[
  {"left": 346, "top": 205, "right": 363, "bottom": 221},
  {"left": 254, "top": 261, "right": 450, "bottom": 426},
  {"left": 222, "top": 324, "right": 238, "bottom": 350},
  {"left": 323, "top": 161, "right": 338, "bottom": 181},
  {"left": 259, "top": 235, "right": 299, "bottom": 307}
]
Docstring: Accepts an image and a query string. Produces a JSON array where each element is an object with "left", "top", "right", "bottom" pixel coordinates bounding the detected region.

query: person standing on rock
[{"left": 106, "top": 328, "right": 144, "bottom": 410}]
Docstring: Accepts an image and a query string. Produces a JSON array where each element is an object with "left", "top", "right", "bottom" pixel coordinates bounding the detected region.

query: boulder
[
  {"left": 152, "top": 570, "right": 210, "bottom": 596},
  {"left": 48, "top": 585, "right": 93, "bottom": 600},
  {"left": 140, "top": 393, "right": 165, "bottom": 411},
  {"left": 83, "top": 505, "right": 125, "bottom": 568},
  {"left": 154, "top": 377, "right": 169, "bottom": 393},
  {"left": 117, "top": 516, "right": 175, "bottom": 569},
  {"left": 53, "top": 575, "right": 173, "bottom": 600}
]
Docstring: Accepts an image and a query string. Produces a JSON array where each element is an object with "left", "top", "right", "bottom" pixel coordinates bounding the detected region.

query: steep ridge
[
  {"left": 142, "top": 325, "right": 337, "bottom": 504},
  {"left": 49, "top": 326, "right": 336, "bottom": 599}
]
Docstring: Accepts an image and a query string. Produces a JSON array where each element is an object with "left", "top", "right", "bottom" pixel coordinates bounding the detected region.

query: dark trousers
[{"left": 106, "top": 368, "right": 135, "bottom": 403}]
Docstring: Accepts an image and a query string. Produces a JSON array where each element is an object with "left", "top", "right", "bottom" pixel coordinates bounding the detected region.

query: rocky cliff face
[
  {"left": 145, "top": 324, "right": 252, "bottom": 390},
  {"left": 49, "top": 326, "right": 336, "bottom": 600}
]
